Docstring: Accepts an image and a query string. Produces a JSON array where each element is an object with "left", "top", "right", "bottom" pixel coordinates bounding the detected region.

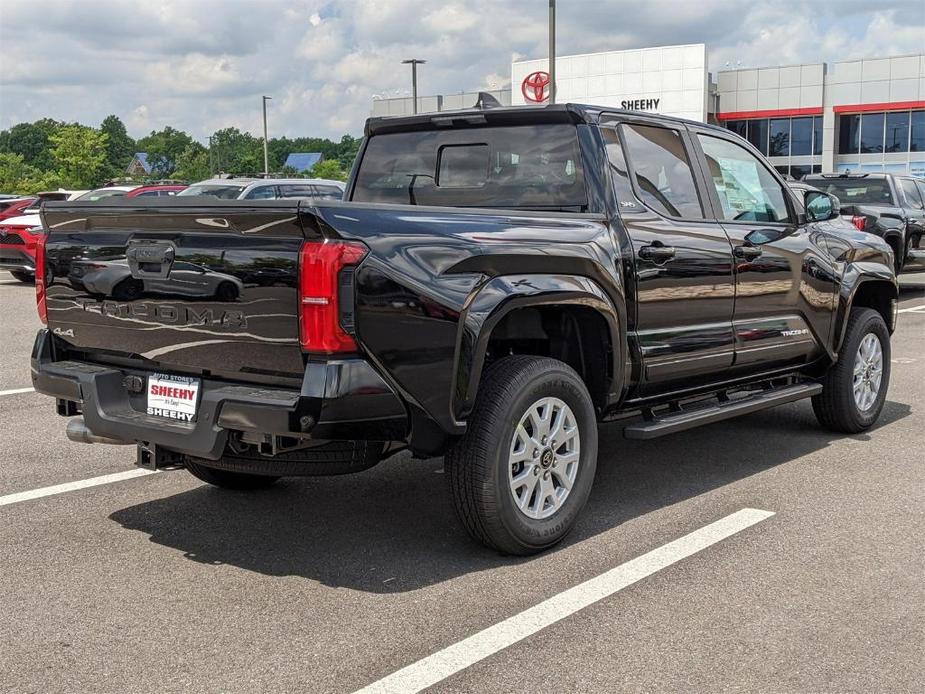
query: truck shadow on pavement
[{"left": 109, "top": 399, "right": 911, "bottom": 593}]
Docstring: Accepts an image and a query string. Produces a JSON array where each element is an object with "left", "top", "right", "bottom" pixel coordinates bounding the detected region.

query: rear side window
[
  {"left": 352, "top": 124, "right": 587, "bottom": 211},
  {"left": 244, "top": 186, "right": 278, "bottom": 200},
  {"left": 278, "top": 185, "right": 315, "bottom": 199},
  {"left": 312, "top": 185, "right": 343, "bottom": 198},
  {"left": 621, "top": 124, "right": 703, "bottom": 219}
]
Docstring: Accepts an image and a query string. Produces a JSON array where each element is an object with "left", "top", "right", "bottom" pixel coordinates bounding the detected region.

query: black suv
[
  {"left": 33, "top": 104, "right": 898, "bottom": 555},
  {"left": 804, "top": 172, "right": 925, "bottom": 272}
]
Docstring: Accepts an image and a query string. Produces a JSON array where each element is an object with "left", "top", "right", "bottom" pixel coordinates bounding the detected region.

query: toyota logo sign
[{"left": 521, "top": 71, "right": 551, "bottom": 103}]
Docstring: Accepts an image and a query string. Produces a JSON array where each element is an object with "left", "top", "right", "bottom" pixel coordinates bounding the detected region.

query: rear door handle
[
  {"left": 734, "top": 245, "right": 762, "bottom": 260},
  {"left": 639, "top": 244, "right": 676, "bottom": 261}
]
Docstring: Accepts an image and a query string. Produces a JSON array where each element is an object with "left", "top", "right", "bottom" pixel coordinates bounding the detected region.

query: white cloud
[{"left": 1, "top": 0, "right": 923, "bottom": 141}]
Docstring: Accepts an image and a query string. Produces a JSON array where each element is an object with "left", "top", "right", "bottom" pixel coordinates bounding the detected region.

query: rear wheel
[
  {"left": 446, "top": 355, "right": 598, "bottom": 555},
  {"left": 10, "top": 270, "right": 33, "bottom": 283},
  {"left": 812, "top": 307, "right": 890, "bottom": 433},
  {"left": 112, "top": 277, "right": 143, "bottom": 301},
  {"left": 185, "top": 460, "right": 280, "bottom": 490}
]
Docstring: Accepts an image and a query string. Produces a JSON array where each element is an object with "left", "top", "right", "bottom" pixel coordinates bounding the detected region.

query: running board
[{"left": 623, "top": 383, "right": 822, "bottom": 440}]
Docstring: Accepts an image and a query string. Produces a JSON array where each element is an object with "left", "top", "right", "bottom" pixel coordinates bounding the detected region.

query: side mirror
[{"left": 804, "top": 190, "right": 839, "bottom": 222}]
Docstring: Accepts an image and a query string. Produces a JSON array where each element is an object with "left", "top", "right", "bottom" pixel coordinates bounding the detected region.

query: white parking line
[
  {"left": 897, "top": 303, "right": 925, "bottom": 314},
  {"left": 0, "top": 387, "right": 35, "bottom": 397},
  {"left": 0, "top": 469, "right": 159, "bottom": 507},
  {"left": 354, "top": 507, "right": 775, "bottom": 694}
]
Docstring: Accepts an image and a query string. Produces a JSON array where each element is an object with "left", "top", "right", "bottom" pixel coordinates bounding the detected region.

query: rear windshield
[
  {"left": 177, "top": 184, "right": 247, "bottom": 199},
  {"left": 352, "top": 124, "right": 587, "bottom": 211},
  {"left": 811, "top": 178, "right": 895, "bottom": 205}
]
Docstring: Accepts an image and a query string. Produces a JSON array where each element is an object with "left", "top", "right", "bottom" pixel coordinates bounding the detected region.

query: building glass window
[
  {"left": 790, "top": 117, "right": 813, "bottom": 156},
  {"left": 774, "top": 165, "right": 790, "bottom": 177},
  {"left": 812, "top": 117, "right": 823, "bottom": 156},
  {"left": 885, "top": 112, "right": 910, "bottom": 153},
  {"left": 838, "top": 114, "right": 860, "bottom": 154},
  {"left": 747, "top": 119, "right": 768, "bottom": 155},
  {"left": 769, "top": 119, "right": 790, "bottom": 157},
  {"left": 790, "top": 164, "right": 811, "bottom": 181},
  {"left": 860, "top": 112, "right": 884, "bottom": 153},
  {"left": 812, "top": 164, "right": 822, "bottom": 174},
  {"left": 726, "top": 120, "right": 747, "bottom": 139},
  {"left": 911, "top": 111, "right": 925, "bottom": 152}
]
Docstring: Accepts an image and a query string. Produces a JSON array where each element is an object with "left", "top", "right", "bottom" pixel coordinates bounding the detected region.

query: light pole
[
  {"left": 402, "top": 59, "right": 426, "bottom": 114},
  {"left": 548, "top": 0, "right": 556, "bottom": 104},
  {"left": 262, "top": 95, "right": 272, "bottom": 176}
]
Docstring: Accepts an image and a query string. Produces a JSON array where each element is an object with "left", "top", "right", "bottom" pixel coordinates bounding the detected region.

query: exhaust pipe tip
[{"left": 66, "top": 418, "right": 132, "bottom": 445}]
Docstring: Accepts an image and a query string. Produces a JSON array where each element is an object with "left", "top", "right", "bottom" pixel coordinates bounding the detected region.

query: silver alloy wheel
[
  {"left": 853, "top": 332, "right": 883, "bottom": 412},
  {"left": 508, "top": 396, "right": 580, "bottom": 520}
]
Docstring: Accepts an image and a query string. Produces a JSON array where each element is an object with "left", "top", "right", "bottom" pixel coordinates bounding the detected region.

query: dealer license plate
[{"left": 146, "top": 373, "right": 201, "bottom": 422}]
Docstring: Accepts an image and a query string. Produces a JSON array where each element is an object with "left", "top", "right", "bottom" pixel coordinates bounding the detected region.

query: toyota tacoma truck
[{"left": 31, "top": 105, "right": 898, "bottom": 555}]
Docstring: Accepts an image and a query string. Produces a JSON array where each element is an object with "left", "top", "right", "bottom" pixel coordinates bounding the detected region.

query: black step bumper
[{"left": 31, "top": 330, "right": 408, "bottom": 459}]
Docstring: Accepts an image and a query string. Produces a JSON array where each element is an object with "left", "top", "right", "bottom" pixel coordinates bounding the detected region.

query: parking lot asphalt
[{"left": 1, "top": 273, "right": 923, "bottom": 693}]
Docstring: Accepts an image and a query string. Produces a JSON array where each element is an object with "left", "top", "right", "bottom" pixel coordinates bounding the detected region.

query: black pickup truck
[
  {"left": 804, "top": 172, "right": 925, "bottom": 272},
  {"left": 32, "top": 105, "right": 898, "bottom": 555}
]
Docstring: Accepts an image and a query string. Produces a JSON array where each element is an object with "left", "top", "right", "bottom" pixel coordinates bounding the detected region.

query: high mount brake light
[
  {"left": 35, "top": 230, "right": 48, "bottom": 324},
  {"left": 851, "top": 215, "right": 866, "bottom": 231},
  {"left": 298, "top": 240, "right": 368, "bottom": 353}
]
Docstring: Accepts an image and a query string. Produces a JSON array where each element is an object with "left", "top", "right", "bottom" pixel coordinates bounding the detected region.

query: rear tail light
[
  {"left": 851, "top": 215, "right": 866, "bottom": 231},
  {"left": 298, "top": 239, "right": 368, "bottom": 353},
  {"left": 35, "top": 230, "right": 48, "bottom": 325}
]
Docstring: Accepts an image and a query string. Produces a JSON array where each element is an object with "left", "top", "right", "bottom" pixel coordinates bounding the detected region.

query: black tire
[
  {"left": 112, "top": 277, "right": 143, "bottom": 301},
  {"left": 10, "top": 270, "right": 34, "bottom": 283},
  {"left": 215, "top": 281, "right": 239, "bottom": 302},
  {"left": 812, "top": 307, "right": 890, "bottom": 433},
  {"left": 185, "top": 460, "right": 280, "bottom": 490},
  {"left": 446, "top": 356, "right": 598, "bottom": 555}
]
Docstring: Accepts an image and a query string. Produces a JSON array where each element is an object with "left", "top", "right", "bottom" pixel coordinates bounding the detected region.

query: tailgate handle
[{"left": 127, "top": 241, "right": 175, "bottom": 278}]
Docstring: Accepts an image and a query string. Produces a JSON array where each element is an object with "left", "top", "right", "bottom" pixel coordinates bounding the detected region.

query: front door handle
[
  {"left": 734, "top": 245, "right": 762, "bottom": 260},
  {"left": 639, "top": 244, "right": 676, "bottom": 262}
]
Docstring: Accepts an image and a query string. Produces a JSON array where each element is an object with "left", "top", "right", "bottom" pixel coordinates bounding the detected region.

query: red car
[
  {"left": 0, "top": 197, "right": 36, "bottom": 222},
  {"left": 125, "top": 185, "right": 187, "bottom": 198},
  {"left": 0, "top": 212, "right": 44, "bottom": 282}
]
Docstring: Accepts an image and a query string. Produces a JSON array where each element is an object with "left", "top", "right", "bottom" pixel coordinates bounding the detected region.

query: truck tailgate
[{"left": 40, "top": 200, "right": 310, "bottom": 382}]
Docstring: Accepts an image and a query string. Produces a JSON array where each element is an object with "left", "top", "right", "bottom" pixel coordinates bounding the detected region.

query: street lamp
[
  {"left": 402, "top": 59, "right": 426, "bottom": 114},
  {"left": 262, "top": 95, "right": 272, "bottom": 176}
]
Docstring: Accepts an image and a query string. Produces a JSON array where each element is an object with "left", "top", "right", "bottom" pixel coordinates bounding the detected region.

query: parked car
[
  {"left": 0, "top": 197, "right": 37, "bottom": 222},
  {"left": 68, "top": 257, "right": 243, "bottom": 301},
  {"left": 74, "top": 186, "right": 139, "bottom": 201},
  {"left": 177, "top": 177, "right": 345, "bottom": 201},
  {"left": 125, "top": 185, "right": 187, "bottom": 198},
  {"left": 786, "top": 181, "right": 859, "bottom": 233},
  {"left": 32, "top": 104, "right": 897, "bottom": 555},
  {"left": 803, "top": 172, "right": 925, "bottom": 272}
]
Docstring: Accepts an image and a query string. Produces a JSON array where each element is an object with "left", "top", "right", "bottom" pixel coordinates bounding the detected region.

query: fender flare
[
  {"left": 450, "top": 273, "right": 626, "bottom": 426},
  {"left": 832, "top": 263, "right": 899, "bottom": 354}
]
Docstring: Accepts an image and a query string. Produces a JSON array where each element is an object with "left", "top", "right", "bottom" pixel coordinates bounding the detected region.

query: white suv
[{"left": 177, "top": 177, "right": 345, "bottom": 201}]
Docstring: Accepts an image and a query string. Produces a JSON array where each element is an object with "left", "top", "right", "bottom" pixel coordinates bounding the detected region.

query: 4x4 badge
[{"left": 53, "top": 327, "right": 74, "bottom": 337}]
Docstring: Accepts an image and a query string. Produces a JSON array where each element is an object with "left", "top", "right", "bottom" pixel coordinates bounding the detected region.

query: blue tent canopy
[{"left": 284, "top": 152, "right": 323, "bottom": 172}]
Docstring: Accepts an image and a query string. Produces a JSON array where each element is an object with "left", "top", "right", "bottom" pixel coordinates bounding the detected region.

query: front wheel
[
  {"left": 446, "top": 356, "right": 598, "bottom": 555},
  {"left": 812, "top": 307, "right": 890, "bottom": 433}
]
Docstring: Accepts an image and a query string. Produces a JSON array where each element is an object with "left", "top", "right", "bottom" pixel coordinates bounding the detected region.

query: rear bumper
[{"left": 31, "top": 330, "right": 408, "bottom": 459}]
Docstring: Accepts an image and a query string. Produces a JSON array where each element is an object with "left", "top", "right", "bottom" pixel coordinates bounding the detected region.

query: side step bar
[{"left": 623, "top": 382, "right": 822, "bottom": 440}]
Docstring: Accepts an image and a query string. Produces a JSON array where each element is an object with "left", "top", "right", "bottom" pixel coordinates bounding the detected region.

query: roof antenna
[{"left": 473, "top": 91, "right": 503, "bottom": 110}]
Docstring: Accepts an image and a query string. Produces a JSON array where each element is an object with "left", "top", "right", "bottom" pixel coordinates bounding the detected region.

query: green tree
[
  {"left": 100, "top": 115, "right": 136, "bottom": 177},
  {"left": 173, "top": 142, "right": 212, "bottom": 182},
  {"left": 49, "top": 125, "right": 109, "bottom": 188},
  {"left": 0, "top": 153, "right": 63, "bottom": 194},
  {"left": 136, "top": 126, "right": 194, "bottom": 177},
  {"left": 335, "top": 134, "right": 361, "bottom": 172},
  {"left": 0, "top": 118, "right": 63, "bottom": 171},
  {"left": 209, "top": 127, "right": 263, "bottom": 175},
  {"left": 310, "top": 159, "right": 347, "bottom": 181}
]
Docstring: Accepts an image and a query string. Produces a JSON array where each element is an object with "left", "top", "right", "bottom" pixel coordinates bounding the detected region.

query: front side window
[
  {"left": 621, "top": 124, "right": 703, "bottom": 219},
  {"left": 899, "top": 178, "right": 924, "bottom": 209},
  {"left": 244, "top": 186, "right": 277, "bottom": 200},
  {"left": 698, "top": 134, "right": 792, "bottom": 223}
]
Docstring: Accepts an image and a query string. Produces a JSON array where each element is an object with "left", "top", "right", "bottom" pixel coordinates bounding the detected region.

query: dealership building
[{"left": 370, "top": 45, "right": 925, "bottom": 178}]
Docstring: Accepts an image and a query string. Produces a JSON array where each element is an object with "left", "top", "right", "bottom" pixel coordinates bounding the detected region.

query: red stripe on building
[
  {"left": 833, "top": 100, "right": 925, "bottom": 114},
  {"left": 716, "top": 107, "right": 823, "bottom": 121}
]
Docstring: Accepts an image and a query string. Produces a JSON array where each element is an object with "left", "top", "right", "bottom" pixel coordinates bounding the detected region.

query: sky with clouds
[{"left": 2, "top": 0, "right": 924, "bottom": 142}]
